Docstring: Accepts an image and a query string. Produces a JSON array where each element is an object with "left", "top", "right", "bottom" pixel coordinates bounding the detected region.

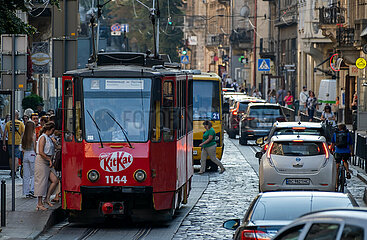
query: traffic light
[
  {"left": 168, "top": 17, "right": 172, "bottom": 25},
  {"left": 182, "top": 49, "right": 187, "bottom": 55},
  {"left": 239, "top": 56, "right": 244, "bottom": 63}
]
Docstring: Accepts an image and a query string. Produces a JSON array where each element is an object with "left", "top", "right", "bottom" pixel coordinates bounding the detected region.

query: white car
[{"left": 259, "top": 135, "right": 336, "bottom": 192}]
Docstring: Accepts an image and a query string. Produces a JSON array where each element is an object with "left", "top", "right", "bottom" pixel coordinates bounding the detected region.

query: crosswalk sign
[
  {"left": 181, "top": 55, "right": 189, "bottom": 64},
  {"left": 258, "top": 59, "right": 270, "bottom": 71}
]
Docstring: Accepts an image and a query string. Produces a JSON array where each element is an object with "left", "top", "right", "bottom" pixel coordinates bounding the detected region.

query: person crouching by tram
[
  {"left": 34, "top": 122, "right": 59, "bottom": 210},
  {"left": 198, "top": 121, "right": 226, "bottom": 174},
  {"left": 21, "top": 121, "right": 36, "bottom": 198}
]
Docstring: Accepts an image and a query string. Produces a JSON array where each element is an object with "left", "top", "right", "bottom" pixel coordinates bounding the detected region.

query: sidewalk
[{"left": 0, "top": 170, "right": 64, "bottom": 239}]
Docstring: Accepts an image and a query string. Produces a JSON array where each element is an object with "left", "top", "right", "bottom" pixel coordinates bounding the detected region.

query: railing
[
  {"left": 337, "top": 27, "right": 355, "bottom": 47},
  {"left": 318, "top": 4, "right": 346, "bottom": 25},
  {"left": 259, "top": 38, "right": 275, "bottom": 56},
  {"left": 206, "top": 34, "right": 223, "bottom": 46},
  {"left": 229, "top": 29, "right": 252, "bottom": 44},
  {"left": 353, "top": 133, "right": 367, "bottom": 173}
]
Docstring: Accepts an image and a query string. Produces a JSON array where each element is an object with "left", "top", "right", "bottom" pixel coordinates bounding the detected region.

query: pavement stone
[
  {"left": 172, "top": 137, "right": 259, "bottom": 240},
  {"left": 0, "top": 170, "right": 61, "bottom": 239}
]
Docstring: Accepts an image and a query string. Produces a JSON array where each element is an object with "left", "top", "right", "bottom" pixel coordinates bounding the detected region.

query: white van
[{"left": 317, "top": 79, "right": 336, "bottom": 112}]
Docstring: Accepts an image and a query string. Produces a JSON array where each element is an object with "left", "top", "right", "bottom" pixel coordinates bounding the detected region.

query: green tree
[
  {"left": 22, "top": 94, "right": 43, "bottom": 111},
  {"left": 0, "top": 0, "right": 59, "bottom": 34}
]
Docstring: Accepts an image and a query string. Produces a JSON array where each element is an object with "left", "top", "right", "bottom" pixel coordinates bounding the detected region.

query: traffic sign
[
  {"left": 258, "top": 58, "right": 270, "bottom": 71},
  {"left": 356, "top": 57, "right": 367, "bottom": 69},
  {"left": 111, "top": 23, "right": 121, "bottom": 32},
  {"left": 121, "top": 24, "right": 129, "bottom": 33},
  {"left": 181, "top": 55, "right": 189, "bottom": 64}
]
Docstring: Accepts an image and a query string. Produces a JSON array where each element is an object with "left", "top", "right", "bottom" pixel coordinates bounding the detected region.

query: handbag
[{"left": 53, "top": 149, "right": 62, "bottom": 171}]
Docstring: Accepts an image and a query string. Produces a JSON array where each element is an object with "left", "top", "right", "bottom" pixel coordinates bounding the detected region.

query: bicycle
[{"left": 337, "top": 158, "right": 347, "bottom": 193}]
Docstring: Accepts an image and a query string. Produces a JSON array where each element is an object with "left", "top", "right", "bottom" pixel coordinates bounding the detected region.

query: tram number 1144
[{"left": 105, "top": 175, "right": 127, "bottom": 184}]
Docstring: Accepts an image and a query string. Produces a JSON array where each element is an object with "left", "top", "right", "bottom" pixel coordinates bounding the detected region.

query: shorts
[
  {"left": 334, "top": 152, "right": 351, "bottom": 164},
  {"left": 7, "top": 145, "right": 21, "bottom": 159}
]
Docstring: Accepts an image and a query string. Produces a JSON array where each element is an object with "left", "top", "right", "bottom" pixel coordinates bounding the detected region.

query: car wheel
[
  {"left": 206, "top": 160, "right": 219, "bottom": 172},
  {"left": 228, "top": 130, "right": 236, "bottom": 139},
  {"left": 239, "top": 134, "right": 247, "bottom": 145}
]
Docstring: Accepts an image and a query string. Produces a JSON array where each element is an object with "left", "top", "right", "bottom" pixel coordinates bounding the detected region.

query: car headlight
[
  {"left": 87, "top": 170, "right": 100, "bottom": 182},
  {"left": 134, "top": 170, "right": 147, "bottom": 182}
]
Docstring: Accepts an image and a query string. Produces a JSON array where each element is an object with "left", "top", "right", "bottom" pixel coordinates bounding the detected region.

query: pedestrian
[
  {"left": 2, "top": 111, "right": 24, "bottom": 178},
  {"left": 35, "top": 115, "right": 48, "bottom": 139},
  {"left": 276, "top": 87, "right": 286, "bottom": 106},
  {"left": 225, "top": 76, "right": 233, "bottom": 88},
  {"left": 284, "top": 91, "right": 294, "bottom": 109},
  {"left": 31, "top": 113, "right": 39, "bottom": 125},
  {"left": 231, "top": 79, "right": 239, "bottom": 92},
  {"left": 35, "top": 103, "right": 46, "bottom": 118},
  {"left": 198, "top": 121, "right": 225, "bottom": 174},
  {"left": 299, "top": 86, "right": 308, "bottom": 114},
  {"left": 21, "top": 121, "right": 36, "bottom": 198},
  {"left": 333, "top": 96, "right": 340, "bottom": 123},
  {"left": 321, "top": 105, "right": 336, "bottom": 126},
  {"left": 22, "top": 115, "right": 29, "bottom": 124},
  {"left": 306, "top": 91, "right": 318, "bottom": 121},
  {"left": 331, "top": 124, "right": 353, "bottom": 180},
  {"left": 268, "top": 89, "right": 277, "bottom": 103},
  {"left": 351, "top": 92, "right": 358, "bottom": 110},
  {"left": 34, "top": 122, "right": 59, "bottom": 210},
  {"left": 252, "top": 89, "right": 262, "bottom": 98}
]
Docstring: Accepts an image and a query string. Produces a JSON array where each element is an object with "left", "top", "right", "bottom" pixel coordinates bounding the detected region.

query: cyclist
[{"left": 331, "top": 123, "right": 353, "bottom": 180}]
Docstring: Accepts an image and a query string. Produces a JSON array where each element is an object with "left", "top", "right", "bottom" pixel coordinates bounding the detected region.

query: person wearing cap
[
  {"left": 36, "top": 103, "right": 46, "bottom": 118},
  {"left": 3, "top": 111, "right": 25, "bottom": 177},
  {"left": 299, "top": 86, "right": 308, "bottom": 115}
]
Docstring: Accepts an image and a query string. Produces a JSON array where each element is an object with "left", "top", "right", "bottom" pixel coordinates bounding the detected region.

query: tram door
[{"left": 0, "top": 92, "right": 12, "bottom": 170}]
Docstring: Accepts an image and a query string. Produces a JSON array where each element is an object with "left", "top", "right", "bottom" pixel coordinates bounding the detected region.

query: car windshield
[
  {"left": 193, "top": 80, "right": 220, "bottom": 120},
  {"left": 249, "top": 106, "right": 281, "bottom": 116},
  {"left": 274, "top": 128, "right": 322, "bottom": 136},
  {"left": 83, "top": 78, "right": 151, "bottom": 142},
  {"left": 239, "top": 102, "right": 249, "bottom": 112},
  {"left": 270, "top": 141, "right": 326, "bottom": 156},
  {"left": 251, "top": 196, "right": 311, "bottom": 221}
]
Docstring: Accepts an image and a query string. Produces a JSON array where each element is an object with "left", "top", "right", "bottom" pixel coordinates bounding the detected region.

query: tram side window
[
  {"left": 188, "top": 78, "right": 193, "bottom": 132},
  {"left": 162, "top": 81, "right": 174, "bottom": 141},
  {"left": 177, "top": 79, "right": 186, "bottom": 139},
  {"left": 64, "top": 80, "right": 74, "bottom": 141}
]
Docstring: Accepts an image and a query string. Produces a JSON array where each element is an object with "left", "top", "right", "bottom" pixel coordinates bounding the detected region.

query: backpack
[{"left": 335, "top": 130, "right": 349, "bottom": 148}]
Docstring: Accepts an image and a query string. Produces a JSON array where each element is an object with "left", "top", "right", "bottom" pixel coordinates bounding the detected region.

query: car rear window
[
  {"left": 270, "top": 141, "right": 326, "bottom": 156},
  {"left": 249, "top": 106, "right": 281, "bottom": 116},
  {"left": 251, "top": 197, "right": 311, "bottom": 221},
  {"left": 312, "top": 196, "right": 355, "bottom": 210},
  {"left": 273, "top": 128, "right": 322, "bottom": 136}
]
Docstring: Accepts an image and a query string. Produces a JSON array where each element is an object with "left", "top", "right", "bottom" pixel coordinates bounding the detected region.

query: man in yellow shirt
[{"left": 2, "top": 111, "right": 25, "bottom": 177}]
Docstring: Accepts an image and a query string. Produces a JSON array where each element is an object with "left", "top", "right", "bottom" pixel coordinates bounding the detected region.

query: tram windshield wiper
[
  {"left": 86, "top": 110, "right": 104, "bottom": 148},
  {"left": 106, "top": 112, "right": 133, "bottom": 148}
]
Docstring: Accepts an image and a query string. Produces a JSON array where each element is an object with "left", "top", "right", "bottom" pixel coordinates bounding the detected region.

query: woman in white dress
[{"left": 34, "top": 122, "right": 58, "bottom": 210}]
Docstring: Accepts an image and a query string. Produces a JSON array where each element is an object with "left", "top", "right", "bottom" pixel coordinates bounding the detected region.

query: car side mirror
[
  {"left": 255, "top": 152, "right": 263, "bottom": 159},
  {"left": 223, "top": 102, "right": 230, "bottom": 114},
  {"left": 256, "top": 137, "right": 264, "bottom": 146},
  {"left": 223, "top": 219, "right": 241, "bottom": 230}
]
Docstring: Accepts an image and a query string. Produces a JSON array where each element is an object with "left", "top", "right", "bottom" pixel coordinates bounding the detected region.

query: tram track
[
  {"left": 131, "top": 227, "right": 152, "bottom": 240},
  {"left": 77, "top": 228, "right": 100, "bottom": 240}
]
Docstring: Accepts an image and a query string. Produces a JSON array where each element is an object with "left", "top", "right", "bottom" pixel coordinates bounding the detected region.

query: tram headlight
[
  {"left": 134, "top": 170, "right": 147, "bottom": 182},
  {"left": 87, "top": 170, "right": 100, "bottom": 182}
]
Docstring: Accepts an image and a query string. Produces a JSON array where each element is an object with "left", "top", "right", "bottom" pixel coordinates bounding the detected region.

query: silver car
[
  {"left": 259, "top": 135, "right": 336, "bottom": 192},
  {"left": 273, "top": 208, "right": 367, "bottom": 240}
]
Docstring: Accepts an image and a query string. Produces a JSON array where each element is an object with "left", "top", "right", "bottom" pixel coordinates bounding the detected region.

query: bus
[
  {"left": 60, "top": 52, "right": 193, "bottom": 221},
  {"left": 192, "top": 72, "right": 224, "bottom": 171}
]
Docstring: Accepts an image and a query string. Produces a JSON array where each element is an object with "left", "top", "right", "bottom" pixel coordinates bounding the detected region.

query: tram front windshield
[
  {"left": 193, "top": 80, "right": 220, "bottom": 120},
  {"left": 83, "top": 78, "right": 151, "bottom": 142}
]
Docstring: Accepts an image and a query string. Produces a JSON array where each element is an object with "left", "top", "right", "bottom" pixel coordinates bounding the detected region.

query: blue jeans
[{"left": 308, "top": 108, "right": 315, "bottom": 121}]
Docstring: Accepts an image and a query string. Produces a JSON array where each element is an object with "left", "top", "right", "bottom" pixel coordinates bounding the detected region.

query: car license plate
[
  {"left": 257, "top": 122, "right": 272, "bottom": 127},
  {"left": 286, "top": 179, "right": 310, "bottom": 185},
  {"left": 193, "top": 150, "right": 198, "bottom": 155}
]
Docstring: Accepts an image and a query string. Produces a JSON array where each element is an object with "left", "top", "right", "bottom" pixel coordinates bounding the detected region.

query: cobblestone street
[{"left": 173, "top": 137, "right": 259, "bottom": 240}]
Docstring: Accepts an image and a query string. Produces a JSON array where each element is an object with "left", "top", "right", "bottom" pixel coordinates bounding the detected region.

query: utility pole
[{"left": 252, "top": 0, "right": 257, "bottom": 88}]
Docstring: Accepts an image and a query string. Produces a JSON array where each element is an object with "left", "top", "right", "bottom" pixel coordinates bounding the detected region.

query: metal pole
[
  {"left": 156, "top": 17, "right": 160, "bottom": 56},
  {"left": 56, "top": 77, "right": 59, "bottom": 109},
  {"left": 11, "top": 35, "right": 16, "bottom": 211},
  {"left": 252, "top": 0, "right": 257, "bottom": 88},
  {"left": 96, "top": 18, "right": 100, "bottom": 53},
  {"left": 1, "top": 180, "right": 5, "bottom": 226}
]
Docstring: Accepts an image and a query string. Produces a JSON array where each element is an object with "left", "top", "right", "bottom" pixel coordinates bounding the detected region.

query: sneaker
[
  {"left": 28, "top": 192, "right": 36, "bottom": 198},
  {"left": 219, "top": 168, "right": 226, "bottom": 174},
  {"left": 346, "top": 172, "right": 351, "bottom": 179}
]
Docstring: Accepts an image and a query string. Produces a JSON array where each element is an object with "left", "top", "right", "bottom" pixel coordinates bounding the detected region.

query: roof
[
  {"left": 240, "top": 98, "right": 266, "bottom": 103},
  {"left": 192, "top": 73, "right": 221, "bottom": 81},
  {"left": 273, "top": 121, "right": 323, "bottom": 129},
  {"left": 270, "top": 134, "right": 327, "bottom": 142},
  {"left": 260, "top": 191, "right": 350, "bottom": 198},
  {"left": 300, "top": 208, "right": 367, "bottom": 220},
  {"left": 248, "top": 102, "right": 280, "bottom": 107}
]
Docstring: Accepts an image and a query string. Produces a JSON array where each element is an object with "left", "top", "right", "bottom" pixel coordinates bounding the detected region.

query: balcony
[
  {"left": 318, "top": 4, "right": 346, "bottom": 25},
  {"left": 275, "top": 4, "right": 298, "bottom": 27},
  {"left": 337, "top": 27, "right": 355, "bottom": 47},
  {"left": 230, "top": 29, "right": 253, "bottom": 50},
  {"left": 218, "top": 0, "right": 230, "bottom": 5},
  {"left": 259, "top": 38, "right": 275, "bottom": 59},
  {"left": 206, "top": 34, "right": 223, "bottom": 46}
]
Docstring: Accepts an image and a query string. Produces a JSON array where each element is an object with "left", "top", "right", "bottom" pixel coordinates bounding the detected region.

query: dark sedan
[{"left": 223, "top": 191, "right": 358, "bottom": 240}]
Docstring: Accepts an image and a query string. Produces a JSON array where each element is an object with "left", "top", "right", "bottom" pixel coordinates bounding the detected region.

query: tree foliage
[
  {"left": 0, "top": 0, "right": 59, "bottom": 35},
  {"left": 106, "top": 0, "right": 184, "bottom": 62},
  {"left": 22, "top": 94, "right": 43, "bottom": 111}
]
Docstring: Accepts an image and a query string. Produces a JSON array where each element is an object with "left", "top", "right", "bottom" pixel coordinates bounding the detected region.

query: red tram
[{"left": 60, "top": 52, "right": 193, "bottom": 221}]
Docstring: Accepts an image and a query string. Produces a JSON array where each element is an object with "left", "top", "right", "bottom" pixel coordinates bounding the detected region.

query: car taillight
[
  {"left": 241, "top": 230, "right": 271, "bottom": 240},
  {"left": 266, "top": 142, "right": 274, "bottom": 160},
  {"left": 245, "top": 117, "right": 255, "bottom": 121},
  {"left": 233, "top": 111, "right": 238, "bottom": 115},
  {"left": 323, "top": 142, "right": 329, "bottom": 159},
  {"left": 276, "top": 117, "right": 286, "bottom": 122}
]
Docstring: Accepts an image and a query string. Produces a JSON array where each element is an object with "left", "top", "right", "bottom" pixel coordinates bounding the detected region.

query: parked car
[
  {"left": 255, "top": 122, "right": 329, "bottom": 160},
  {"left": 273, "top": 208, "right": 367, "bottom": 240},
  {"left": 223, "top": 192, "right": 358, "bottom": 240},
  {"left": 239, "top": 103, "right": 286, "bottom": 145},
  {"left": 258, "top": 135, "right": 336, "bottom": 192},
  {"left": 227, "top": 98, "right": 266, "bottom": 139}
]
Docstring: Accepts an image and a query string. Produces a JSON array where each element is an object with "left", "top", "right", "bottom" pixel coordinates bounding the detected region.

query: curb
[
  {"left": 350, "top": 166, "right": 367, "bottom": 205},
  {"left": 32, "top": 207, "right": 67, "bottom": 239}
]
